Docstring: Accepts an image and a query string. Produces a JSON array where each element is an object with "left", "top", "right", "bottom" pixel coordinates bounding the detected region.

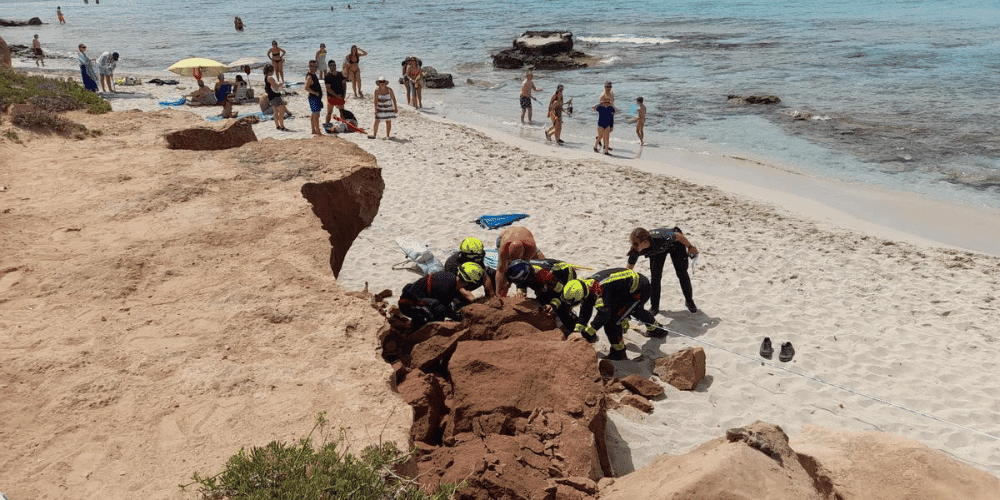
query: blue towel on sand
[
  {"left": 475, "top": 213, "right": 529, "bottom": 229},
  {"left": 159, "top": 97, "right": 187, "bottom": 106}
]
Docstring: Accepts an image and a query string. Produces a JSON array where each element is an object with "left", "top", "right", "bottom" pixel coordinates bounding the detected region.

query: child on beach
[
  {"left": 545, "top": 84, "right": 571, "bottom": 144},
  {"left": 370, "top": 77, "right": 397, "bottom": 139},
  {"left": 32, "top": 35, "right": 44, "bottom": 67},
  {"left": 519, "top": 72, "right": 542, "bottom": 123}
]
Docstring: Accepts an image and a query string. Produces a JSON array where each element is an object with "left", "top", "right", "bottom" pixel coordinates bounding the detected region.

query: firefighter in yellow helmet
[
  {"left": 560, "top": 268, "right": 668, "bottom": 360},
  {"left": 398, "top": 262, "right": 486, "bottom": 330},
  {"left": 443, "top": 237, "right": 496, "bottom": 296}
]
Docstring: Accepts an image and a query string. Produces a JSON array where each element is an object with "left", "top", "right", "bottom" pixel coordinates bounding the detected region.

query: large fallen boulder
[
  {"left": 653, "top": 346, "right": 706, "bottom": 391},
  {"left": 493, "top": 31, "right": 590, "bottom": 70},
  {"left": 384, "top": 297, "right": 610, "bottom": 499}
]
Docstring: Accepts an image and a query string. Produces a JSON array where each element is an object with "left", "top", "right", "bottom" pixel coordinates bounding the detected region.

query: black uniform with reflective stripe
[
  {"left": 577, "top": 268, "right": 654, "bottom": 330},
  {"left": 626, "top": 227, "right": 679, "bottom": 266}
]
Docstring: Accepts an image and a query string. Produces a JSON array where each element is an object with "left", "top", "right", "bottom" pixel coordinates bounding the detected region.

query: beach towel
[
  {"left": 474, "top": 213, "right": 529, "bottom": 229},
  {"left": 203, "top": 111, "right": 270, "bottom": 122},
  {"left": 395, "top": 236, "right": 443, "bottom": 276},
  {"left": 158, "top": 97, "right": 186, "bottom": 106}
]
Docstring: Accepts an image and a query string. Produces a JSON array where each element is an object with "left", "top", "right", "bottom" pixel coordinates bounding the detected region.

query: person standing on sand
[
  {"left": 263, "top": 63, "right": 288, "bottom": 131},
  {"left": 343, "top": 45, "right": 368, "bottom": 98},
  {"left": 494, "top": 226, "right": 545, "bottom": 297},
  {"left": 369, "top": 76, "right": 397, "bottom": 139},
  {"left": 32, "top": 35, "right": 45, "bottom": 67},
  {"left": 267, "top": 40, "right": 286, "bottom": 83},
  {"left": 315, "top": 43, "right": 328, "bottom": 78},
  {"left": 626, "top": 226, "right": 699, "bottom": 314},
  {"left": 57, "top": 7, "right": 66, "bottom": 24},
  {"left": 545, "top": 84, "right": 571, "bottom": 144},
  {"left": 306, "top": 60, "right": 324, "bottom": 136},
  {"left": 96, "top": 51, "right": 119, "bottom": 93},
  {"left": 324, "top": 60, "right": 347, "bottom": 125},
  {"left": 77, "top": 44, "right": 98, "bottom": 92},
  {"left": 634, "top": 96, "right": 646, "bottom": 145},
  {"left": 520, "top": 72, "right": 542, "bottom": 123},
  {"left": 403, "top": 56, "right": 423, "bottom": 108},
  {"left": 593, "top": 98, "right": 616, "bottom": 155}
]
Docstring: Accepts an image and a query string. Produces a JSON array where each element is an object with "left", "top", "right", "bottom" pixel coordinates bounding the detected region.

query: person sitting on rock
[
  {"left": 560, "top": 268, "right": 669, "bottom": 361},
  {"left": 397, "top": 262, "right": 486, "bottom": 330},
  {"left": 443, "top": 237, "right": 496, "bottom": 296}
]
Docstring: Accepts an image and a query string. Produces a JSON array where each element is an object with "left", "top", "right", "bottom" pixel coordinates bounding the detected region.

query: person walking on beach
[
  {"left": 370, "top": 76, "right": 397, "bottom": 139},
  {"left": 306, "top": 60, "right": 324, "bottom": 136},
  {"left": 494, "top": 226, "right": 545, "bottom": 297},
  {"left": 343, "top": 45, "right": 368, "bottom": 98},
  {"left": 403, "top": 56, "right": 423, "bottom": 108},
  {"left": 593, "top": 98, "right": 616, "bottom": 154},
  {"left": 634, "top": 97, "right": 646, "bottom": 145},
  {"left": 32, "top": 35, "right": 45, "bottom": 67},
  {"left": 57, "top": 7, "right": 66, "bottom": 24},
  {"left": 315, "top": 43, "right": 328, "bottom": 77},
  {"left": 560, "top": 268, "right": 669, "bottom": 361},
  {"left": 324, "top": 60, "right": 347, "bottom": 125},
  {"left": 77, "top": 44, "right": 98, "bottom": 92},
  {"left": 96, "top": 51, "right": 118, "bottom": 93},
  {"left": 545, "top": 84, "right": 571, "bottom": 144},
  {"left": 267, "top": 40, "right": 286, "bottom": 83},
  {"left": 263, "top": 63, "right": 288, "bottom": 131},
  {"left": 626, "top": 226, "right": 699, "bottom": 314},
  {"left": 520, "top": 72, "right": 542, "bottom": 123}
]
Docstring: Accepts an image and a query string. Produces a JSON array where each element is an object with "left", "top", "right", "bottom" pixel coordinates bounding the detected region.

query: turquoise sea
[{"left": 3, "top": 0, "right": 999, "bottom": 218}]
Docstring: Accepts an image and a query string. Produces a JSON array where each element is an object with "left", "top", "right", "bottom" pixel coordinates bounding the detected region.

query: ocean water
[{"left": 4, "top": 0, "right": 999, "bottom": 212}]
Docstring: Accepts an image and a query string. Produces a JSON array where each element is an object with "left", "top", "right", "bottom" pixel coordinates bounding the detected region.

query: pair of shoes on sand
[{"left": 760, "top": 337, "right": 794, "bottom": 362}]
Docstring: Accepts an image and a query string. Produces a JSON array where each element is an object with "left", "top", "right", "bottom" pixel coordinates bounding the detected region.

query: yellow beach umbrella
[{"left": 167, "top": 57, "right": 228, "bottom": 78}]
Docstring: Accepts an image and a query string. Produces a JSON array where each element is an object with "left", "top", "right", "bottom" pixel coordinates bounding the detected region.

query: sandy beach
[{"left": 3, "top": 67, "right": 999, "bottom": 497}]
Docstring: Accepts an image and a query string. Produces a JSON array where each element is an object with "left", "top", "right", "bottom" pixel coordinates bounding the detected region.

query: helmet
[
  {"left": 457, "top": 262, "right": 485, "bottom": 286},
  {"left": 459, "top": 237, "right": 485, "bottom": 259},
  {"left": 561, "top": 279, "right": 590, "bottom": 305},
  {"left": 505, "top": 260, "right": 533, "bottom": 285}
]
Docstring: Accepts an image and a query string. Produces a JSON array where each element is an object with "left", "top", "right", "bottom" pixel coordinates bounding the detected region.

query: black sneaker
[
  {"left": 647, "top": 325, "right": 669, "bottom": 338},
  {"left": 759, "top": 337, "right": 773, "bottom": 359},
  {"left": 606, "top": 349, "right": 629, "bottom": 361},
  {"left": 779, "top": 342, "right": 795, "bottom": 362},
  {"left": 685, "top": 299, "right": 698, "bottom": 313}
]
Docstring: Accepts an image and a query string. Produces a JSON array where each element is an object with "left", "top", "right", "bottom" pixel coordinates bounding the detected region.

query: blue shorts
[{"left": 309, "top": 95, "right": 323, "bottom": 113}]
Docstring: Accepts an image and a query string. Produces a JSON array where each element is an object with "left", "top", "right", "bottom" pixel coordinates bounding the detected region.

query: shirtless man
[
  {"left": 495, "top": 226, "right": 545, "bottom": 297},
  {"left": 32, "top": 35, "right": 44, "bottom": 67},
  {"left": 519, "top": 73, "right": 542, "bottom": 123}
]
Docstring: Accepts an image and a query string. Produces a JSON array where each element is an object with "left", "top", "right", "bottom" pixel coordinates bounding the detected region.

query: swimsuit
[
  {"left": 307, "top": 71, "right": 323, "bottom": 112},
  {"left": 265, "top": 77, "right": 284, "bottom": 107},
  {"left": 520, "top": 96, "right": 531, "bottom": 109},
  {"left": 375, "top": 92, "right": 396, "bottom": 120},
  {"left": 596, "top": 104, "right": 615, "bottom": 129}
]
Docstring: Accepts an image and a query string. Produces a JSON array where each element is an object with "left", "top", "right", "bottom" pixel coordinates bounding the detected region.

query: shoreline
[
  {"left": 6, "top": 66, "right": 1000, "bottom": 480},
  {"left": 14, "top": 61, "right": 996, "bottom": 257}
]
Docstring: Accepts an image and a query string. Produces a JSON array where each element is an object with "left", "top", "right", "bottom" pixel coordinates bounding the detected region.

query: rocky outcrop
[
  {"left": 163, "top": 118, "right": 257, "bottom": 150},
  {"left": 384, "top": 298, "right": 610, "bottom": 499},
  {"left": 420, "top": 67, "right": 454, "bottom": 89},
  {"left": 653, "top": 346, "right": 706, "bottom": 391},
  {"left": 493, "top": 31, "right": 590, "bottom": 70},
  {"left": 1, "top": 17, "right": 43, "bottom": 27},
  {"left": 728, "top": 94, "right": 782, "bottom": 105},
  {"left": 601, "top": 421, "right": 1000, "bottom": 500},
  {"left": 301, "top": 161, "right": 383, "bottom": 278}
]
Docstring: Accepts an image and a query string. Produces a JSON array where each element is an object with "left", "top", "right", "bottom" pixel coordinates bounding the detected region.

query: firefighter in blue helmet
[
  {"left": 398, "top": 262, "right": 485, "bottom": 330},
  {"left": 443, "top": 236, "right": 496, "bottom": 296},
  {"left": 505, "top": 258, "right": 579, "bottom": 333},
  {"left": 560, "top": 268, "right": 669, "bottom": 361}
]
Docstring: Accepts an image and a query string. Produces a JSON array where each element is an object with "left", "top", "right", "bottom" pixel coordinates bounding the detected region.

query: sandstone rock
[
  {"left": 598, "top": 359, "right": 615, "bottom": 378},
  {"left": 653, "top": 347, "right": 706, "bottom": 391},
  {"left": 460, "top": 299, "right": 559, "bottom": 340},
  {"left": 620, "top": 374, "right": 664, "bottom": 399},
  {"left": 163, "top": 119, "right": 257, "bottom": 151},
  {"left": 514, "top": 31, "right": 575, "bottom": 55},
  {"left": 600, "top": 421, "right": 1000, "bottom": 500},
  {"left": 300, "top": 154, "right": 383, "bottom": 277},
  {"left": 605, "top": 379, "right": 626, "bottom": 393},
  {"left": 397, "top": 369, "right": 447, "bottom": 444},
  {"left": 727, "top": 94, "right": 782, "bottom": 105},
  {"left": 620, "top": 394, "right": 653, "bottom": 413},
  {"left": 554, "top": 475, "right": 599, "bottom": 494},
  {"left": 409, "top": 328, "right": 470, "bottom": 372}
]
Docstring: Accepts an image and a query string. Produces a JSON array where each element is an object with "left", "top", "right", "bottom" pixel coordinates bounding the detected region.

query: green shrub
[
  {"left": 183, "top": 412, "right": 461, "bottom": 500},
  {"left": 0, "top": 67, "right": 111, "bottom": 114}
]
